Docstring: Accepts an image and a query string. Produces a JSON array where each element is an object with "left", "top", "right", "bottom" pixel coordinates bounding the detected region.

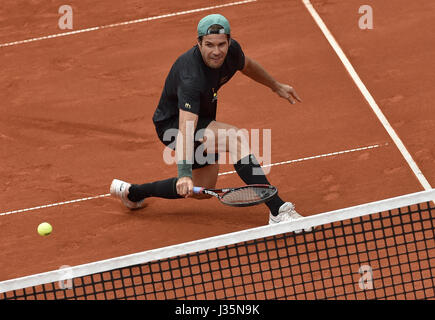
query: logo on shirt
[
  {"left": 184, "top": 102, "right": 191, "bottom": 109},
  {"left": 212, "top": 88, "right": 218, "bottom": 103}
]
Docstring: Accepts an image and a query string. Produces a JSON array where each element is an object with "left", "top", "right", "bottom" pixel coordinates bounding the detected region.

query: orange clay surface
[{"left": 0, "top": 0, "right": 434, "bottom": 281}]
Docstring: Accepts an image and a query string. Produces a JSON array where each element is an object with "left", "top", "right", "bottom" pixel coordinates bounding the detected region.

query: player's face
[{"left": 198, "top": 34, "right": 230, "bottom": 69}]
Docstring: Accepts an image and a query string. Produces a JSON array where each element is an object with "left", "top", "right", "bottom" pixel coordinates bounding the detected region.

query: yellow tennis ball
[{"left": 37, "top": 222, "right": 53, "bottom": 236}]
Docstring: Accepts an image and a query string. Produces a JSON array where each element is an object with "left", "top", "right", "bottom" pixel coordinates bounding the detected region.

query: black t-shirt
[{"left": 152, "top": 39, "right": 245, "bottom": 124}]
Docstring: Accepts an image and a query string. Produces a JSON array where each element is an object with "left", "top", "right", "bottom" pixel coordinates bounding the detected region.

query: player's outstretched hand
[
  {"left": 176, "top": 176, "right": 194, "bottom": 198},
  {"left": 274, "top": 83, "right": 302, "bottom": 104}
]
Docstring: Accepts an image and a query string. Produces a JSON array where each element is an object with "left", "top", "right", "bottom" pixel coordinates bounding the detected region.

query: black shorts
[{"left": 154, "top": 117, "right": 219, "bottom": 170}]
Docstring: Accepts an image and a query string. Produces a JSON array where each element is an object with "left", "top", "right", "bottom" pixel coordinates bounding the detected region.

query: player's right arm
[{"left": 175, "top": 109, "right": 198, "bottom": 197}]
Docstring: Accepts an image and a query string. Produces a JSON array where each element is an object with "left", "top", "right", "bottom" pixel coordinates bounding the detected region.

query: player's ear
[{"left": 228, "top": 37, "right": 231, "bottom": 46}]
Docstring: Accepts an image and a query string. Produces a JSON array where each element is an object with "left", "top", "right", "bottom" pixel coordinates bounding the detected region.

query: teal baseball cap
[{"left": 197, "top": 14, "right": 231, "bottom": 37}]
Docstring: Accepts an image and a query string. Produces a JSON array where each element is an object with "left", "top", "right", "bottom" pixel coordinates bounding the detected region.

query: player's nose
[{"left": 211, "top": 46, "right": 220, "bottom": 56}]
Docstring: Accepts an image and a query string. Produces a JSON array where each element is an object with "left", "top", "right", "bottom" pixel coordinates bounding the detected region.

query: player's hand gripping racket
[{"left": 193, "top": 184, "right": 277, "bottom": 207}]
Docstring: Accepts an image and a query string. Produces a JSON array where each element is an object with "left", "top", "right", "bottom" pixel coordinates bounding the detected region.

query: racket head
[{"left": 219, "top": 184, "right": 277, "bottom": 207}]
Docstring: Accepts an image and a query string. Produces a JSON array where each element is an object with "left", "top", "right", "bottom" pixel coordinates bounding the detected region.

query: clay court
[{"left": 0, "top": 0, "right": 434, "bottom": 297}]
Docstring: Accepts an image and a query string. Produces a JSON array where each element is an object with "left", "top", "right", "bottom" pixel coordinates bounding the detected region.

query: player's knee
[{"left": 227, "top": 127, "right": 249, "bottom": 154}]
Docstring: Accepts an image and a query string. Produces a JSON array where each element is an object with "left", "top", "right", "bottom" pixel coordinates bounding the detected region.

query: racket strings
[{"left": 221, "top": 186, "right": 276, "bottom": 205}]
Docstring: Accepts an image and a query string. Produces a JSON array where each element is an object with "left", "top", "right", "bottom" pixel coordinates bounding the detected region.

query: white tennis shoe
[
  {"left": 268, "top": 202, "right": 313, "bottom": 233},
  {"left": 110, "top": 179, "right": 145, "bottom": 210}
]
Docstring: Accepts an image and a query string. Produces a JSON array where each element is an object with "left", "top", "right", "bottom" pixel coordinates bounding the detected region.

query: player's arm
[
  {"left": 241, "top": 56, "right": 302, "bottom": 104},
  {"left": 175, "top": 109, "right": 198, "bottom": 197}
]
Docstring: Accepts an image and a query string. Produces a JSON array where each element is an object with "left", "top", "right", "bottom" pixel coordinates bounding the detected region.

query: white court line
[
  {"left": 0, "top": 194, "right": 111, "bottom": 217},
  {"left": 0, "top": 0, "right": 257, "bottom": 48},
  {"left": 0, "top": 144, "right": 383, "bottom": 217},
  {"left": 302, "top": 0, "right": 432, "bottom": 192},
  {"left": 218, "top": 143, "right": 385, "bottom": 176}
]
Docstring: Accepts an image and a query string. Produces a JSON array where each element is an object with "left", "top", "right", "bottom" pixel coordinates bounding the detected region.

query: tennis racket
[{"left": 193, "top": 184, "right": 277, "bottom": 207}]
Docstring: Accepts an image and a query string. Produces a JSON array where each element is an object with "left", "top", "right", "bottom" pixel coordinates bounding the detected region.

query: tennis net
[{"left": 1, "top": 190, "right": 434, "bottom": 300}]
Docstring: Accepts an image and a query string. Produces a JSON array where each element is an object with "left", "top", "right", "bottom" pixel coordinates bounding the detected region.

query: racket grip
[{"left": 193, "top": 187, "right": 203, "bottom": 194}]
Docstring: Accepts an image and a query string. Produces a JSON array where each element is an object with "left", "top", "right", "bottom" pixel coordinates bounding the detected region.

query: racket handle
[{"left": 193, "top": 187, "right": 203, "bottom": 194}]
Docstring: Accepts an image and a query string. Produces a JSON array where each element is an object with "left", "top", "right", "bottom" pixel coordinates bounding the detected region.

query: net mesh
[{"left": 1, "top": 194, "right": 434, "bottom": 300}]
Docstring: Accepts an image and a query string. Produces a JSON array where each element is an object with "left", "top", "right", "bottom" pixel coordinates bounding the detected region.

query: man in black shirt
[{"left": 111, "top": 14, "right": 311, "bottom": 228}]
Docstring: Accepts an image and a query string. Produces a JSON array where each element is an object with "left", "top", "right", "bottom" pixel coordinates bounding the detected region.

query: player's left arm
[{"left": 241, "top": 56, "right": 302, "bottom": 104}]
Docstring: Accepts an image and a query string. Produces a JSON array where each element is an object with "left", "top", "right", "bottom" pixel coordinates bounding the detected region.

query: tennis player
[{"left": 111, "top": 14, "right": 311, "bottom": 227}]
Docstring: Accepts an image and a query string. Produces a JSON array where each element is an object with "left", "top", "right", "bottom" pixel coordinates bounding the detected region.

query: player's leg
[
  {"left": 110, "top": 176, "right": 181, "bottom": 210},
  {"left": 202, "top": 121, "right": 310, "bottom": 228},
  {"left": 112, "top": 162, "right": 218, "bottom": 205},
  {"left": 111, "top": 117, "right": 218, "bottom": 204},
  {"left": 201, "top": 121, "right": 280, "bottom": 202}
]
